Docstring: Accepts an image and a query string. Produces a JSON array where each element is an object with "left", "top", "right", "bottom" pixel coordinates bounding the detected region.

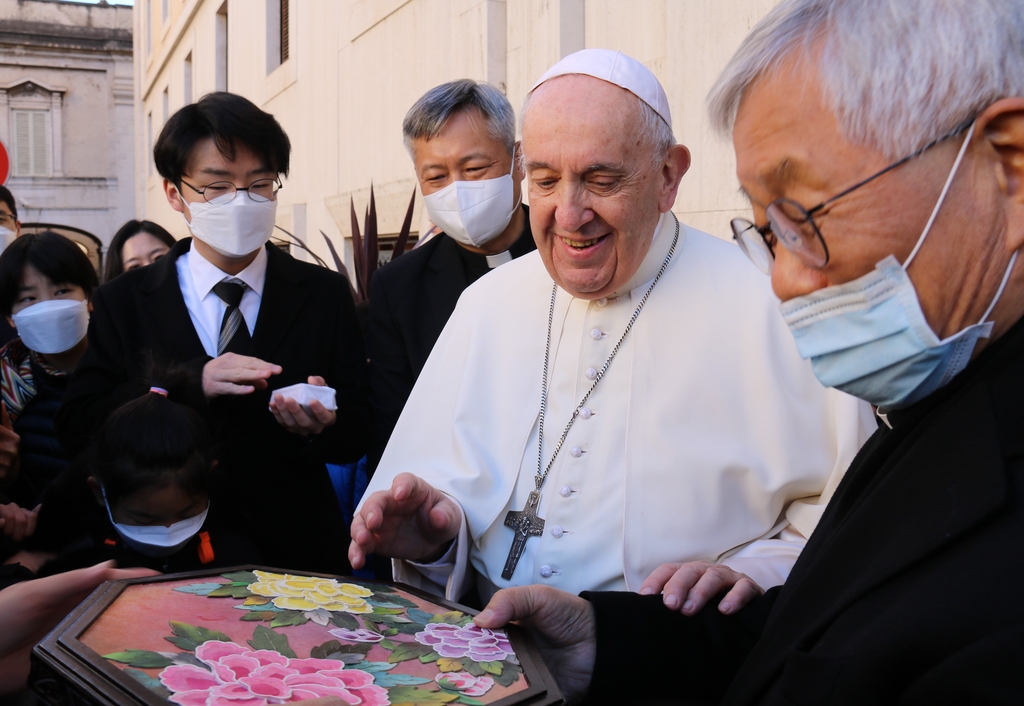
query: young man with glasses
[{"left": 56, "top": 92, "right": 369, "bottom": 575}]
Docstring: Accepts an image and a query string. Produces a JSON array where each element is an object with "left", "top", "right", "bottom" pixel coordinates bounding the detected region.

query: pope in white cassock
[{"left": 350, "top": 49, "right": 874, "bottom": 613}]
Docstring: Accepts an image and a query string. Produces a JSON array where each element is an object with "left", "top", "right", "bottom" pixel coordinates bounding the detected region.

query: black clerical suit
[
  {"left": 54, "top": 238, "right": 369, "bottom": 575},
  {"left": 366, "top": 206, "right": 535, "bottom": 471},
  {"left": 582, "top": 315, "right": 1024, "bottom": 705}
]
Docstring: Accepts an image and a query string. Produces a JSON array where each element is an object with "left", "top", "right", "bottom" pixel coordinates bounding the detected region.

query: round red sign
[{"left": 0, "top": 138, "right": 9, "bottom": 185}]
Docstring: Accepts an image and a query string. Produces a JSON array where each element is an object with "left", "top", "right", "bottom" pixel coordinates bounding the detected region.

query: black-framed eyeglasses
[
  {"left": 0, "top": 213, "right": 15, "bottom": 227},
  {"left": 180, "top": 177, "right": 282, "bottom": 205},
  {"left": 730, "top": 118, "right": 975, "bottom": 275}
]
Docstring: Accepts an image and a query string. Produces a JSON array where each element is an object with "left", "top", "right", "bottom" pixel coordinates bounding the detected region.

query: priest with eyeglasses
[{"left": 350, "top": 50, "right": 873, "bottom": 614}]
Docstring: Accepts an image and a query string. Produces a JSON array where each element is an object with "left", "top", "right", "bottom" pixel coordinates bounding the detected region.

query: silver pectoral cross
[{"left": 502, "top": 490, "right": 545, "bottom": 580}]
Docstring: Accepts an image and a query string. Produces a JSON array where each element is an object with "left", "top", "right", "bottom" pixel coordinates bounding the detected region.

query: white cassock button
[
  {"left": 559, "top": 485, "right": 572, "bottom": 497},
  {"left": 539, "top": 565, "right": 553, "bottom": 578},
  {"left": 585, "top": 367, "right": 597, "bottom": 380},
  {"left": 591, "top": 328, "right": 603, "bottom": 340},
  {"left": 551, "top": 526, "right": 564, "bottom": 538},
  {"left": 570, "top": 446, "right": 582, "bottom": 458},
  {"left": 597, "top": 298, "right": 608, "bottom": 308},
  {"left": 580, "top": 407, "right": 592, "bottom": 419}
]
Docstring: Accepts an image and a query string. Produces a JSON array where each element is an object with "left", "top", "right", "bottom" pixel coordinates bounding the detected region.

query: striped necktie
[{"left": 212, "top": 278, "right": 251, "bottom": 355}]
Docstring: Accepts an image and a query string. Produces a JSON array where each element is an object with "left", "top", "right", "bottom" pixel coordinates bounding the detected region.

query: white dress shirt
[{"left": 176, "top": 244, "right": 268, "bottom": 357}]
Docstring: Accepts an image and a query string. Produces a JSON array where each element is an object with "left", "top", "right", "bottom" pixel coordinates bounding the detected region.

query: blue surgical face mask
[
  {"left": 780, "top": 121, "right": 1019, "bottom": 410},
  {"left": 102, "top": 487, "right": 209, "bottom": 557}
]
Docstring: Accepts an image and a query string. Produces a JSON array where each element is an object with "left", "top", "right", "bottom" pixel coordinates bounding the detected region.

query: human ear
[
  {"left": 657, "top": 144, "right": 691, "bottom": 213},
  {"left": 163, "top": 178, "right": 189, "bottom": 219},
  {"left": 979, "top": 97, "right": 1024, "bottom": 251}
]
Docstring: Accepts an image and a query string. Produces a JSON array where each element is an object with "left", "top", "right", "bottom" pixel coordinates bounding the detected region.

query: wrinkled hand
[
  {"left": 0, "top": 560, "right": 159, "bottom": 695},
  {"left": 269, "top": 376, "right": 336, "bottom": 436},
  {"left": 640, "top": 561, "right": 764, "bottom": 616},
  {"left": 348, "top": 473, "right": 462, "bottom": 569},
  {"left": 0, "top": 403, "right": 20, "bottom": 482},
  {"left": 476, "top": 586, "right": 597, "bottom": 702},
  {"left": 202, "top": 353, "right": 282, "bottom": 399},
  {"left": 0, "top": 503, "right": 39, "bottom": 541}
]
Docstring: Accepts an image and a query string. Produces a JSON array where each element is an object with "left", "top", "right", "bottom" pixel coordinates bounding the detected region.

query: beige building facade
[
  {"left": 0, "top": 0, "right": 135, "bottom": 255},
  {"left": 135, "top": 0, "right": 779, "bottom": 268}
]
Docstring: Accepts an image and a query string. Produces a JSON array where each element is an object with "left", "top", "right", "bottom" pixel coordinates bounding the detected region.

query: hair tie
[{"left": 149, "top": 386, "right": 169, "bottom": 397}]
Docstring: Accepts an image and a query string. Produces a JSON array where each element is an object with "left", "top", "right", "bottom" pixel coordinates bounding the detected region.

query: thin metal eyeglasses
[
  {"left": 0, "top": 213, "right": 15, "bottom": 226},
  {"left": 730, "top": 119, "right": 975, "bottom": 275},
  {"left": 180, "top": 177, "right": 282, "bottom": 205}
]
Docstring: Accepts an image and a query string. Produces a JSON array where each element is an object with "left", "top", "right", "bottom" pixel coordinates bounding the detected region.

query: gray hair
[
  {"left": 708, "top": 0, "right": 1024, "bottom": 159},
  {"left": 520, "top": 80, "right": 675, "bottom": 167},
  {"left": 403, "top": 79, "right": 516, "bottom": 157}
]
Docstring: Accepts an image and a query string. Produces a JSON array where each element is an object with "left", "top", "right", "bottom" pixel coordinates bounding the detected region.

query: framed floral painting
[{"left": 30, "top": 566, "right": 562, "bottom": 706}]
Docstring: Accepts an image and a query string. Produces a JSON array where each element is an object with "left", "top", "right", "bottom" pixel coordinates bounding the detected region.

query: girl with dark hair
[
  {"left": 22, "top": 366, "right": 259, "bottom": 575},
  {"left": 0, "top": 232, "right": 97, "bottom": 513},
  {"left": 103, "top": 220, "right": 176, "bottom": 283}
]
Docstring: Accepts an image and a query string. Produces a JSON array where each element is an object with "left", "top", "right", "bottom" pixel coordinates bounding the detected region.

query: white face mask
[
  {"left": 103, "top": 487, "right": 210, "bottom": 558},
  {"left": 12, "top": 298, "right": 89, "bottom": 354},
  {"left": 422, "top": 146, "right": 522, "bottom": 248},
  {"left": 181, "top": 191, "right": 278, "bottom": 258},
  {"left": 0, "top": 227, "right": 16, "bottom": 253}
]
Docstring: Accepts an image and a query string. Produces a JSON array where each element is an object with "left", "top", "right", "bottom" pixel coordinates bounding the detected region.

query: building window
[
  {"left": 184, "top": 52, "right": 193, "bottom": 104},
  {"left": 281, "top": 0, "right": 289, "bottom": 63},
  {"left": 216, "top": 2, "right": 228, "bottom": 91},
  {"left": 266, "top": 0, "right": 289, "bottom": 74},
  {"left": 162, "top": 86, "right": 169, "bottom": 124},
  {"left": 147, "top": 112, "right": 154, "bottom": 176},
  {"left": 11, "top": 109, "right": 50, "bottom": 177}
]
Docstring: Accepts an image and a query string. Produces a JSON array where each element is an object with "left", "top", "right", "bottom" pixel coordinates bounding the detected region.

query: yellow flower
[{"left": 247, "top": 572, "right": 374, "bottom": 613}]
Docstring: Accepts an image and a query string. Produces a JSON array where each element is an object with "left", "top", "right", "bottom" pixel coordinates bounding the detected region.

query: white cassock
[{"left": 362, "top": 213, "right": 876, "bottom": 602}]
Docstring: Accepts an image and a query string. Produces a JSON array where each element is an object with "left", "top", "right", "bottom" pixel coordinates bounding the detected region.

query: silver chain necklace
[{"left": 500, "top": 215, "right": 679, "bottom": 580}]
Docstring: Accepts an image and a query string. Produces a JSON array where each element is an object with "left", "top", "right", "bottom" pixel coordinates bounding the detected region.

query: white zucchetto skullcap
[{"left": 529, "top": 48, "right": 672, "bottom": 129}]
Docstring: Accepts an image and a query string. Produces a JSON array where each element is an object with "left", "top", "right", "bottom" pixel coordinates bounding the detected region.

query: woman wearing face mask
[
  {"left": 102, "top": 219, "right": 176, "bottom": 283},
  {"left": 24, "top": 366, "right": 260, "bottom": 575},
  {"left": 0, "top": 232, "right": 96, "bottom": 512}
]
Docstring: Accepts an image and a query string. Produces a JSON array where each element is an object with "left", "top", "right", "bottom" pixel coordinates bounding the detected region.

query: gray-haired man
[
  {"left": 366, "top": 79, "right": 536, "bottom": 472},
  {"left": 475, "top": 1, "right": 1024, "bottom": 702}
]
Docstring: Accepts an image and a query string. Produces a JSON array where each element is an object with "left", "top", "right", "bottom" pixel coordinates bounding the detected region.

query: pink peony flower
[
  {"left": 414, "top": 623, "right": 514, "bottom": 663},
  {"left": 329, "top": 628, "right": 384, "bottom": 643},
  {"left": 156, "top": 640, "right": 386, "bottom": 706},
  {"left": 435, "top": 672, "right": 495, "bottom": 697}
]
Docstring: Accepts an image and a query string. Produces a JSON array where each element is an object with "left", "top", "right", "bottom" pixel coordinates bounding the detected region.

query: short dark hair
[
  {"left": 0, "top": 185, "right": 16, "bottom": 220},
  {"left": 153, "top": 92, "right": 291, "bottom": 186},
  {"left": 103, "top": 219, "right": 176, "bottom": 283},
  {"left": 90, "top": 364, "right": 216, "bottom": 507},
  {"left": 0, "top": 232, "right": 98, "bottom": 316},
  {"left": 403, "top": 79, "right": 516, "bottom": 156}
]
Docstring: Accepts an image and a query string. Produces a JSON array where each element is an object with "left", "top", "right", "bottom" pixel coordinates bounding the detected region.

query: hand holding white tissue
[{"left": 269, "top": 377, "right": 337, "bottom": 436}]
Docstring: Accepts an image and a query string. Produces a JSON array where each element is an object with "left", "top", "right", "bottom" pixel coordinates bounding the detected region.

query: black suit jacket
[
  {"left": 366, "top": 207, "right": 535, "bottom": 471},
  {"left": 55, "top": 238, "right": 369, "bottom": 574},
  {"left": 583, "top": 315, "right": 1024, "bottom": 705}
]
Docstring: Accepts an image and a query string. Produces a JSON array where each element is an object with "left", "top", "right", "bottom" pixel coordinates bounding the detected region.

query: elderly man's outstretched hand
[
  {"left": 348, "top": 473, "right": 462, "bottom": 569},
  {"left": 475, "top": 586, "right": 597, "bottom": 703},
  {"left": 640, "top": 560, "right": 764, "bottom": 616}
]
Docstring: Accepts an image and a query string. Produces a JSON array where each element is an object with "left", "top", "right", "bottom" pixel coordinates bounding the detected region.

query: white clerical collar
[
  {"left": 188, "top": 241, "right": 268, "bottom": 300},
  {"left": 609, "top": 212, "right": 679, "bottom": 298},
  {"left": 486, "top": 251, "right": 513, "bottom": 269}
]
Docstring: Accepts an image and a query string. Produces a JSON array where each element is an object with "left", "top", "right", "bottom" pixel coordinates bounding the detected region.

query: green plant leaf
[
  {"left": 462, "top": 661, "right": 485, "bottom": 677},
  {"left": 269, "top": 610, "right": 308, "bottom": 628},
  {"left": 456, "top": 697, "right": 485, "bottom": 706},
  {"left": 371, "top": 605, "right": 407, "bottom": 615},
  {"left": 357, "top": 583, "right": 396, "bottom": 594},
  {"left": 164, "top": 636, "right": 198, "bottom": 651},
  {"left": 428, "top": 611, "right": 464, "bottom": 625},
  {"left": 247, "top": 625, "right": 296, "bottom": 658},
  {"left": 240, "top": 611, "right": 277, "bottom": 622},
  {"left": 310, "top": 640, "right": 372, "bottom": 660},
  {"left": 393, "top": 622, "right": 427, "bottom": 635},
  {"left": 169, "top": 622, "right": 231, "bottom": 645},
  {"left": 419, "top": 652, "right": 440, "bottom": 663},
  {"left": 387, "top": 641, "right": 435, "bottom": 664},
  {"left": 379, "top": 639, "right": 398, "bottom": 651},
  {"left": 206, "top": 584, "right": 253, "bottom": 599},
  {"left": 407, "top": 608, "right": 435, "bottom": 624},
  {"left": 478, "top": 660, "right": 502, "bottom": 675},
  {"left": 373, "top": 613, "right": 414, "bottom": 624},
  {"left": 103, "top": 650, "right": 175, "bottom": 669},
  {"left": 492, "top": 661, "right": 522, "bottom": 688},
  {"left": 386, "top": 686, "right": 458, "bottom": 705},
  {"left": 369, "top": 593, "right": 417, "bottom": 609},
  {"left": 329, "top": 613, "right": 359, "bottom": 630},
  {"left": 221, "top": 571, "right": 258, "bottom": 583},
  {"left": 173, "top": 582, "right": 224, "bottom": 596}
]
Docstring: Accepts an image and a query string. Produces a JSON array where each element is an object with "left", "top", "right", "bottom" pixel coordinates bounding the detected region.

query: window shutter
[
  {"left": 281, "top": 0, "right": 289, "bottom": 62},
  {"left": 13, "top": 111, "right": 31, "bottom": 176},
  {"left": 12, "top": 109, "right": 50, "bottom": 177},
  {"left": 31, "top": 110, "right": 49, "bottom": 176}
]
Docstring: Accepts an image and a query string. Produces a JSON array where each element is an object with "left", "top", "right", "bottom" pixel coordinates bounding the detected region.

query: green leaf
[
  {"left": 310, "top": 640, "right": 372, "bottom": 660},
  {"left": 462, "top": 661, "right": 485, "bottom": 677},
  {"left": 270, "top": 611, "right": 309, "bottom": 628},
  {"left": 221, "top": 570, "right": 259, "bottom": 583},
  {"left": 169, "top": 622, "right": 231, "bottom": 645},
  {"left": 369, "top": 593, "right": 418, "bottom": 609},
  {"left": 492, "top": 661, "right": 522, "bottom": 688},
  {"left": 386, "top": 686, "right": 458, "bottom": 705},
  {"left": 173, "top": 582, "right": 224, "bottom": 596},
  {"left": 103, "top": 650, "right": 175, "bottom": 669},
  {"left": 240, "top": 611, "right": 277, "bottom": 622},
  {"left": 383, "top": 628, "right": 399, "bottom": 637},
  {"left": 371, "top": 605, "right": 407, "bottom": 615},
  {"left": 364, "top": 620, "right": 383, "bottom": 634},
  {"left": 379, "top": 639, "right": 398, "bottom": 651},
  {"left": 387, "top": 641, "right": 435, "bottom": 664},
  {"left": 407, "top": 608, "right": 435, "bottom": 624},
  {"left": 356, "top": 583, "right": 396, "bottom": 593},
  {"left": 456, "top": 697, "right": 485, "bottom": 706},
  {"left": 247, "top": 625, "right": 296, "bottom": 658},
  {"left": 419, "top": 652, "right": 441, "bottom": 663},
  {"left": 124, "top": 669, "right": 173, "bottom": 698},
  {"left": 428, "top": 611, "right": 464, "bottom": 624},
  {"left": 164, "top": 636, "right": 199, "bottom": 651},
  {"left": 373, "top": 613, "right": 414, "bottom": 624},
  {"left": 329, "top": 612, "right": 359, "bottom": 630},
  {"left": 206, "top": 584, "right": 253, "bottom": 599},
  {"left": 393, "top": 622, "right": 427, "bottom": 635},
  {"left": 479, "top": 660, "right": 502, "bottom": 675}
]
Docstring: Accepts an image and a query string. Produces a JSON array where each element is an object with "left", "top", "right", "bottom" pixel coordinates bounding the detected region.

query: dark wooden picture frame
[{"left": 30, "top": 566, "right": 563, "bottom": 706}]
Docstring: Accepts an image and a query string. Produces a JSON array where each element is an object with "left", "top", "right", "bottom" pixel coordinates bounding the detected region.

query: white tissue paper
[{"left": 270, "top": 383, "right": 338, "bottom": 415}]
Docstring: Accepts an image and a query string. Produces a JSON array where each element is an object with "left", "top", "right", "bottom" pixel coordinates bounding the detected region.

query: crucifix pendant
[{"left": 501, "top": 490, "right": 545, "bottom": 580}]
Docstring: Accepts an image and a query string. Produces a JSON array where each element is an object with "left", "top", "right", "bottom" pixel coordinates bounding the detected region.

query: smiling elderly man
[
  {"left": 473, "top": 1, "right": 1024, "bottom": 703},
  {"left": 351, "top": 49, "right": 871, "bottom": 610}
]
